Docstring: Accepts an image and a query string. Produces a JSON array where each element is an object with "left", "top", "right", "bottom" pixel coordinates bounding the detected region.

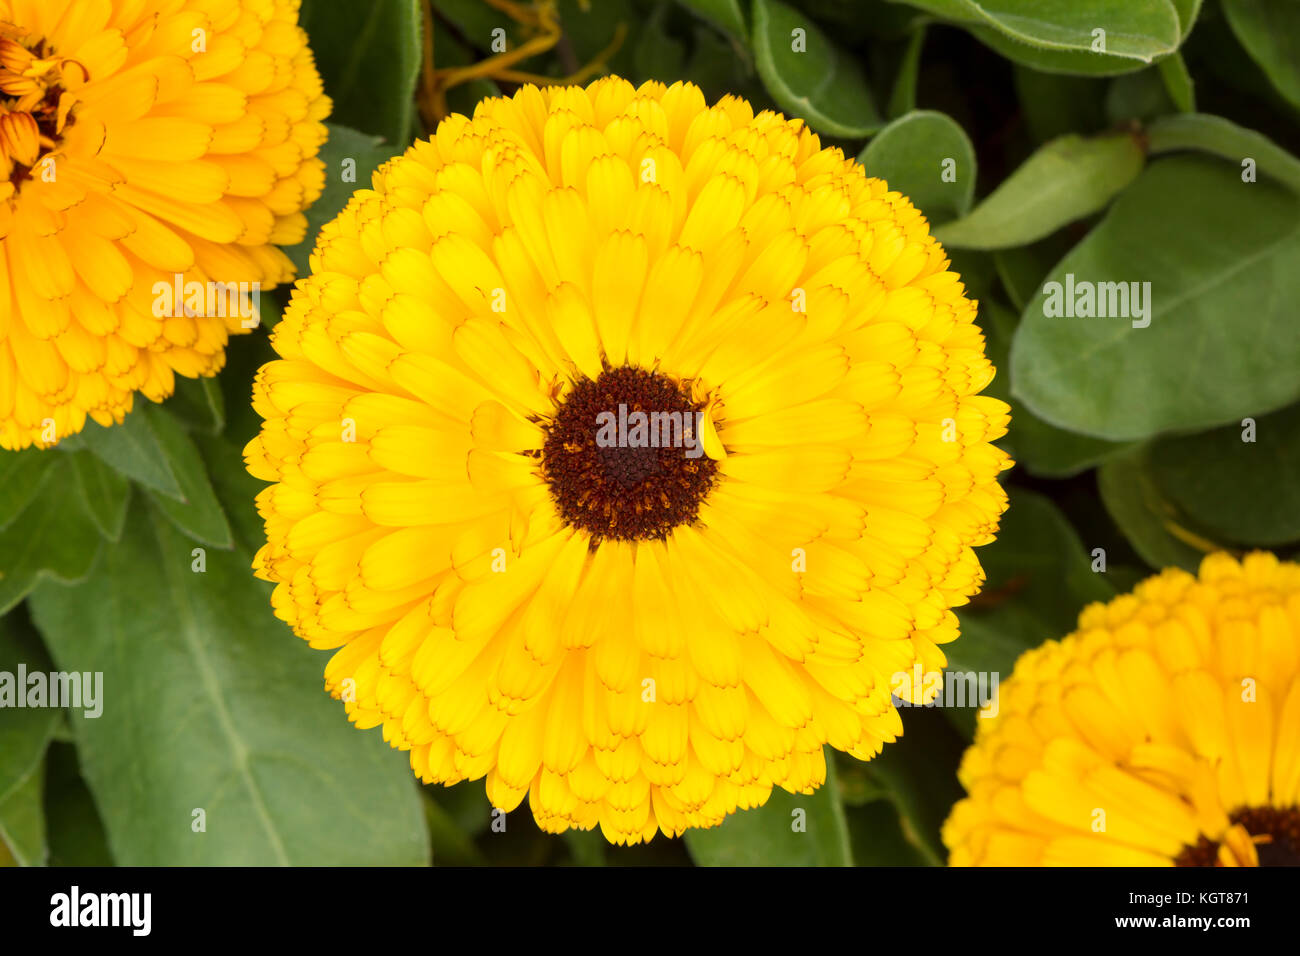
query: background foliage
[{"left": 3, "top": 0, "right": 1299, "bottom": 867}]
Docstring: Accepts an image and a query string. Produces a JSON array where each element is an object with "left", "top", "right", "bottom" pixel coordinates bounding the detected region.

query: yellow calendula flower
[
  {"left": 246, "top": 77, "right": 1011, "bottom": 844},
  {"left": 0, "top": 0, "right": 328, "bottom": 450},
  {"left": 945, "top": 551, "right": 1300, "bottom": 867}
]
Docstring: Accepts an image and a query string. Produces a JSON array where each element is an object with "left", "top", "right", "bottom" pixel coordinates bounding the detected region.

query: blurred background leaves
[{"left": 3, "top": 0, "right": 1300, "bottom": 867}]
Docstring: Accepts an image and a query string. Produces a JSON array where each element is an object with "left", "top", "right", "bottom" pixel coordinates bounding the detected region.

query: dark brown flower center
[
  {"left": 540, "top": 366, "right": 719, "bottom": 543},
  {"left": 1175, "top": 805, "right": 1300, "bottom": 866},
  {"left": 0, "top": 27, "right": 83, "bottom": 190}
]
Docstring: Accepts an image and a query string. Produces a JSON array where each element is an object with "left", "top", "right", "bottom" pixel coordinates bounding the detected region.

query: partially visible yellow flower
[
  {"left": 945, "top": 551, "right": 1300, "bottom": 866},
  {"left": 0, "top": 0, "right": 329, "bottom": 450},
  {"left": 247, "top": 77, "right": 1011, "bottom": 844}
]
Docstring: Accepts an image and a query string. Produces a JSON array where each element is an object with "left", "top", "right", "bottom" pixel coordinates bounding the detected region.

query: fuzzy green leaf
[
  {"left": 752, "top": 0, "right": 881, "bottom": 138},
  {"left": 28, "top": 504, "right": 429, "bottom": 866}
]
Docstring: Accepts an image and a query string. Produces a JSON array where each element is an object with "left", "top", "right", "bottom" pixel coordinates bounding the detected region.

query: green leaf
[
  {"left": 422, "top": 790, "right": 487, "bottom": 866},
  {"left": 890, "top": 0, "right": 1188, "bottom": 74},
  {"left": 968, "top": 27, "right": 1155, "bottom": 77},
  {"left": 195, "top": 433, "right": 269, "bottom": 557},
  {"left": 946, "top": 248, "right": 998, "bottom": 305},
  {"left": 684, "top": 747, "right": 853, "bottom": 865},
  {"left": 845, "top": 798, "right": 931, "bottom": 865},
  {"left": 0, "top": 615, "right": 60, "bottom": 806},
  {"left": 0, "top": 467, "right": 103, "bottom": 615},
  {"left": 0, "top": 760, "right": 46, "bottom": 866},
  {"left": 1105, "top": 66, "right": 1176, "bottom": 124},
  {"left": 433, "top": 0, "right": 521, "bottom": 48},
  {"left": 676, "top": 0, "right": 748, "bottom": 41},
  {"left": 1147, "top": 113, "right": 1300, "bottom": 194},
  {"left": 1014, "top": 66, "right": 1107, "bottom": 143},
  {"left": 1157, "top": 51, "right": 1195, "bottom": 111},
  {"left": 0, "top": 615, "right": 56, "bottom": 868},
  {"left": 860, "top": 708, "right": 966, "bottom": 865},
  {"left": 79, "top": 406, "right": 182, "bottom": 499},
  {"left": 27, "top": 503, "right": 429, "bottom": 866},
  {"left": 1008, "top": 407, "right": 1135, "bottom": 478},
  {"left": 949, "top": 489, "right": 1114, "bottom": 677},
  {"left": 752, "top": 0, "right": 882, "bottom": 138},
  {"left": 561, "top": 828, "right": 607, "bottom": 867},
  {"left": 430, "top": 8, "right": 503, "bottom": 119},
  {"left": 69, "top": 451, "right": 130, "bottom": 542},
  {"left": 283, "top": 124, "right": 405, "bottom": 278},
  {"left": 993, "top": 232, "right": 1073, "bottom": 312},
  {"left": 1011, "top": 156, "right": 1300, "bottom": 441},
  {"left": 682, "top": 23, "right": 758, "bottom": 104},
  {"left": 428, "top": 780, "right": 492, "bottom": 838},
  {"left": 1147, "top": 402, "right": 1300, "bottom": 547},
  {"left": 858, "top": 110, "right": 975, "bottom": 223},
  {"left": 1171, "top": 0, "right": 1205, "bottom": 35},
  {"left": 300, "top": 0, "right": 423, "bottom": 146},
  {"left": 214, "top": 328, "right": 278, "bottom": 450},
  {"left": 0, "top": 448, "right": 54, "bottom": 531},
  {"left": 976, "top": 0, "right": 1182, "bottom": 59},
  {"left": 1099, "top": 446, "right": 1209, "bottom": 572},
  {"left": 1222, "top": 0, "right": 1300, "bottom": 109},
  {"left": 634, "top": 1, "right": 687, "bottom": 84},
  {"left": 43, "top": 743, "right": 114, "bottom": 867},
  {"left": 887, "top": 26, "right": 927, "bottom": 119},
  {"left": 980, "top": 301, "right": 1135, "bottom": 477},
  {"left": 141, "top": 406, "right": 233, "bottom": 549},
  {"left": 834, "top": 757, "right": 890, "bottom": 807},
  {"left": 166, "top": 377, "right": 226, "bottom": 435},
  {"left": 934, "top": 131, "right": 1144, "bottom": 249},
  {"left": 557, "top": 0, "right": 638, "bottom": 80}
]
